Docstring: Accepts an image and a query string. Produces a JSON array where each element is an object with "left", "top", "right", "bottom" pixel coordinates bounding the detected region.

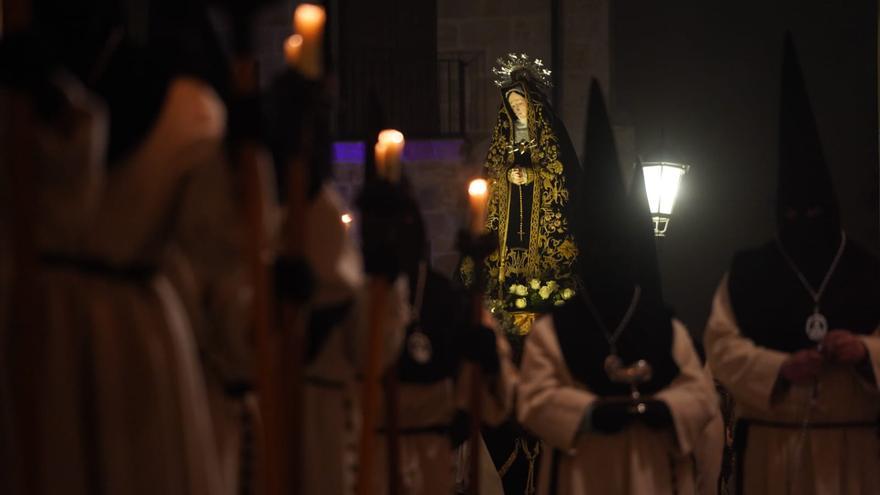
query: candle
[
  {"left": 341, "top": 212, "right": 353, "bottom": 229},
  {"left": 468, "top": 178, "right": 489, "bottom": 234},
  {"left": 284, "top": 34, "right": 303, "bottom": 66},
  {"left": 374, "top": 141, "right": 388, "bottom": 177},
  {"left": 293, "top": 3, "right": 326, "bottom": 79},
  {"left": 376, "top": 129, "right": 405, "bottom": 182}
]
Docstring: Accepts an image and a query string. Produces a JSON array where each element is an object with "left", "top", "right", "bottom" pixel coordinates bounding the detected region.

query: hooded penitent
[
  {"left": 479, "top": 55, "right": 581, "bottom": 315},
  {"left": 393, "top": 176, "right": 465, "bottom": 383},
  {"left": 551, "top": 80, "right": 678, "bottom": 397},
  {"left": 727, "top": 34, "right": 880, "bottom": 353}
]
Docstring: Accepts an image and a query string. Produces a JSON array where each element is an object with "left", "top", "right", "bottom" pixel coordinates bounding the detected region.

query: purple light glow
[{"left": 332, "top": 139, "right": 464, "bottom": 164}]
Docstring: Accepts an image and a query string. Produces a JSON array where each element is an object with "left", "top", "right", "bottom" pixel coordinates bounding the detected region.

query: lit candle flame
[
  {"left": 341, "top": 213, "right": 353, "bottom": 225},
  {"left": 468, "top": 178, "right": 489, "bottom": 234},
  {"left": 292, "top": 4, "right": 326, "bottom": 79},
  {"left": 284, "top": 34, "right": 303, "bottom": 66},
  {"left": 376, "top": 129, "right": 405, "bottom": 182},
  {"left": 468, "top": 178, "right": 488, "bottom": 197}
]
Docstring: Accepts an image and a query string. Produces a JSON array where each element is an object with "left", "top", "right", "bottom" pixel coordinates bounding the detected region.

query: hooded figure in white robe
[
  {"left": 359, "top": 182, "right": 517, "bottom": 495},
  {"left": 0, "top": 27, "right": 227, "bottom": 495},
  {"left": 517, "top": 80, "right": 718, "bottom": 495},
  {"left": 704, "top": 35, "right": 880, "bottom": 495}
]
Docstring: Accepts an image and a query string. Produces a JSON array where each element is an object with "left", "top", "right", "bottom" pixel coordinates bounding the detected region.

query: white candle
[
  {"left": 284, "top": 34, "right": 303, "bottom": 66},
  {"left": 468, "top": 178, "right": 489, "bottom": 234},
  {"left": 376, "top": 129, "right": 405, "bottom": 182},
  {"left": 293, "top": 4, "right": 326, "bottom": 79}
]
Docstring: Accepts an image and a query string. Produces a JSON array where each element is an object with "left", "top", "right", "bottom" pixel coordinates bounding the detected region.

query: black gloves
[
  {"left": 357, "top": 179, "right": 409, "bottom": 281},
  {"left": 587, "top": 399, "right": 674, "bottom": 434},
  {"left": 459, "top": 324, "right": 500, "bottom": 375},
  {"left": 589, "top": 400, "right": 637, "bottom": 434},
  {"left": 639, "top": 399, "right": 674, "bottom": 429},
  {"left": 273, "top": 256, "right": 315, "bottom": 302}
]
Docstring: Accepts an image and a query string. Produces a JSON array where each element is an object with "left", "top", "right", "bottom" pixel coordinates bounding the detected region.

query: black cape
[
  {"left": 552, "top": 80, "right": 679, "bottom": 397},
  {"left": 728, "top": 240, "right": 880, "bottom": 353}
]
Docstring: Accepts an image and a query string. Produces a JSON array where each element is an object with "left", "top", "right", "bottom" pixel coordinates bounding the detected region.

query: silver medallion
[
  {"left": 407, "top": 329, "right": 432, "bottom": 364},
  {"left": 805, "top": 311, "right": 828, "bottom": 343}
]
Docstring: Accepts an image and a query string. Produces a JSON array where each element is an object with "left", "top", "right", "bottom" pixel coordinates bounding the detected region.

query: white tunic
[
  {"left": 518, "top": 316, "right": 718, "bottom": 495},
  {"left": 704, "top": 274, "right": 880, "bottom": 495},
  {"left": 371, "top": 311, "right": 518, "bottom": 495},
  {"left": 301, "top": 183, "right": 411, "bottom": 495},
  {"left": 2, "top": 77, "right": 226, "bottom": 495}
]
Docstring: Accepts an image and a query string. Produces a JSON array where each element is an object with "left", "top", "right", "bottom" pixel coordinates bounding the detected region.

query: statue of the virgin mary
[{"left": 464, "top": 54, "right": 580, "bottom": 336}]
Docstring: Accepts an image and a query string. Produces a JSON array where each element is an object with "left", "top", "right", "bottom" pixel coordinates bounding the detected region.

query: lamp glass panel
[
  {"left": 642, "top": 165, "right": 664, "bottom": 214},
  {"left": 658, "top": 166, "right": 686, "bottom": 215}
]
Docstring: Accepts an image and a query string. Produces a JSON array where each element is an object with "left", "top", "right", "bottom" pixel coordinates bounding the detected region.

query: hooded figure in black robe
[
  {"left": 705, "top": 34, "right": 880, "bottom": 495},
  {"left": 516, "top": 80, "right": 717, "bottom": 495}
]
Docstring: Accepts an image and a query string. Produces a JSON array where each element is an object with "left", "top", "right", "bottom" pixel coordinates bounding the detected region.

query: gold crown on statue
[{"left": 492, "top": 53, "right": 553, "bottom": 89}]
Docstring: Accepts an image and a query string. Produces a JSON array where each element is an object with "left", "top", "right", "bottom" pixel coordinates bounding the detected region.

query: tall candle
[
  {"left": 468, "top": 179, "right": 489, "bottom": 234},
  {"left": 284, "top": 34, "right": 303, "bottom": 66},
  {"left": 374, "top": 141, "right": 388, "bottom": 178},
  {"left": 376, "top": 129, "right": 405, "bottom": 182},
  {"left": 293, "top": 4, "right": 326, "bottom": 79}
]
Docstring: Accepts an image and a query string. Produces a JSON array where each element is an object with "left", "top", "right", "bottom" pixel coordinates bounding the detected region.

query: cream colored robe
[
  {"left": 704, "top": 274, "right": 880, "bottom": 495},
  {"left": 165, "top": 142, "right": 259, "bottom": 495},
  {"left": 518, "top": 316, "right": 718, "bottom": 495},
  {"left": 302, "top": 183, "right": 411, "bottom": 495},
  {"left": 2, "top": 77, "right": 226, "bottom": 495},
  {"left": 693, "top": 367, "right": 724, "bottom": 495},
  {"left": 371, "top": 311, "right": 517, "bottom": 495}
]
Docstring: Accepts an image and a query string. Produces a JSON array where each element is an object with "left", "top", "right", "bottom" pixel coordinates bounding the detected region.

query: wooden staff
[
  {"left": 227, "top": 13, "right": 288, "bottom": 492},
  {"left": 466, "top": 178, "right": 489, "bottom": 495},
  {"left": 236, "top": 115, "right": 286, "bottom": 495},
  {"left": 280, "top": 6, "right": 326, "bottom": 492},
  {"left": 280, "top": 154, "right": 309, "bottom": 495},
  {"left": 356, "top": 130, "right": 405, "bottom": 495},
  {"left": 357, "top": 275, "right": 391, "bottom": 495},
  {"left": 383, "top": 364, "right": 402, "bottom": 495}
]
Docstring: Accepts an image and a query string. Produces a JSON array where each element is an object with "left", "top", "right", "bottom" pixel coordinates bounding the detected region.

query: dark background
[{"left": 613, "top": 1, "right": 878, "bottom": 343}]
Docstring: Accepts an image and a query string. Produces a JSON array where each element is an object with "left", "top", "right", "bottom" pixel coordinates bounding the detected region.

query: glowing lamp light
[{"left": 641, "top": 161, "right": 689, "bottom": 237}]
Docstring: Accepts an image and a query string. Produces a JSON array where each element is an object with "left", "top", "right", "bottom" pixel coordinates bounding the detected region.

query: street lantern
[{"left": 641, "top": 161, "right": 689, "bottom": 236}]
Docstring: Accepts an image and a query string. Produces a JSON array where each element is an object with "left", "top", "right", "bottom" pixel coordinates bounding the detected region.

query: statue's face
[{"left": 507, "top": 92, "right": 529, "bottom": 122}]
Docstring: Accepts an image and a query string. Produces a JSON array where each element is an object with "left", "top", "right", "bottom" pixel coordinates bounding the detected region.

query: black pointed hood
[
  {"left": 575, "top": 80, "right": 637, "bottom": 290},
  {"left": 776, "top": 34, "right": 840, "bottom": 255},
  {"left": 726, "top": 34, "right": 880, "bottom": 353},
  {"left": 552, "top": 79, "right": 678, "bottom": 398}
]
